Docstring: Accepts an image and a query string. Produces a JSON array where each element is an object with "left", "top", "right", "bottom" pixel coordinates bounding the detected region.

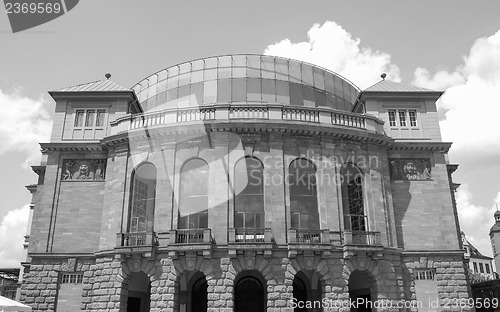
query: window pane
[
  {"left": 179, "top": 159, "right": 209, "bottom": 229},
  {"left": 204, "top": 57, "right": 217, "bottom": 69},
  {"left": 289, "top": 83, "right": 303, "bottom": 106},
  {"left": 85, "top": 110, "right": 95, "bottom": 127},
  {"left": 190, "top": 82, "right": 204, "bottom": 107},
  {"left": 325, "top": 72, "right": 335, "bottom": 94},
  {"left": 199, "top": 210, "right": 208, "bottom": 228},
  {"left": 301, "top": 64, "right": 313, "bottom": 86},
  {"left": 74, "top": 110, "right": 84, "bottom": 127},
  {"left": 191, "top": 70, "right": 204, "bottom": 84},
  {"left": 218, "top": 67, "right": 231, "bottom": 79},
  {"left": 179, "top": 62, "right": 191, "bottom": 74},
  {"left": 289, "top": 62, "right": 301, "bottom": 83},
  {"left": 203, "top": 80, "right": 217, "bottom": 104},
  {"left": 204, "top": 68, "right": 217, "bottom": 81},
  {"left": 245, "top": 213, "right": 255, "bottom": 228},
  {"left": 388, "top": 110, "right": 397, "bottom": 127},
  {"left": 313, "top": 68, "right": 325, "bottom": 89},
  {"left": 217, "top": 79, "right": 231, "bottom": 103},
  {"left": 255, "top": 213, "right": 264, "bottom": 228},
  {"left": 166, "top": 88, "right": 178, "bottom": 107},
  {"left": 177, "top": 85, "right": 190, "bottom": 107},
  {"left": 398, "top": 110, "right": 407, "bottom": 127},
  {"left": 191, "top": 59, "right": 204, "bottom": 71},
  {"left": 262, "top": 79, "right": 275, "bottom": 103},
  {"left": 291, "top": 213, "right": 300, "bottom": 228},
  {"left": 218, "top": 55, "right": 232, "bottom": 68},
  {"left": 232, "top": 78, "right": 246, "bottom": 102},
  {"left": 289, "top": 159, "right": 318, "bottom": 229},
  {"left": 276, "top": 81, "right": 290, "bottom": 105},
  {"left": 302, "top": 86, "right": 315, "bottom": 107},
  {"left": 409, "top": 110, "right": 417, "bottom": 126},
  {"left": 235, "top": 212, "right": 244, "bottom": 228},
  {"left": 275, "top": 58, "right": 288, "bottom": 81},
  {"left": 314, "top": 90, "right": 326, "bottom": 107},
  {"left": 232, "top": 55, "right": 246, "bottom": 67},
  {"left": 247, "top": 78, "right": 261, "bottom": 102},
  {"left": 96, "top": 110, "right": 105, "bottom": 127},
  {"left": 261, "top": 56, "right": 275, "bottom": 79}
]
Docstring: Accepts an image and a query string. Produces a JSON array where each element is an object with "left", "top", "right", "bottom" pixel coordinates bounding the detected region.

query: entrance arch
[
  {"left": 234, "top": 272, "right": 265, "bottom": 312},
  {"left": 190, "top": 272, "right": 207, "bottom": 312},
  {"left": 293, "top": 270, "right": 322, "bottom": 311},
  {"left": 348, "top": 270, "right": 375, "bottom": 312},
  {"left": 126, "top": 272, "right": 151, "bottom": 312}
]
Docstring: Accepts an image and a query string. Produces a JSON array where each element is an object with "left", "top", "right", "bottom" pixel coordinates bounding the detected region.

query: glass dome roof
[{"left": 132, "top": 54, "right": 361, "bottom": 112}]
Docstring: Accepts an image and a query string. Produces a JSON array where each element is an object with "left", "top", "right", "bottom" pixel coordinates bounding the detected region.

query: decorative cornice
[
  {"left": 31, "top": 165, "right": 46, "bottom": 175},
  {"left": 388, "top": 141, "right": 452, "bottom": 152},
  {"left": 40, "top": 142, "right": 105, "bottom": 153}
]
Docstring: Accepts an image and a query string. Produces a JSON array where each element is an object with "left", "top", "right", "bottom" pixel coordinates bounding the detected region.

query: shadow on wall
[{"left": 391, "top": 181, "right": 411, "bottom": 249}]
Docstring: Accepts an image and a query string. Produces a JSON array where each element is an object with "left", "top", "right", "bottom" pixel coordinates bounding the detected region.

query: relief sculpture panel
[
  {"left": 389, "top": 158, "right": 431, "bottom": 181},
  {"left": 61, "top": 159, "right": 106, "bottom": 181}
]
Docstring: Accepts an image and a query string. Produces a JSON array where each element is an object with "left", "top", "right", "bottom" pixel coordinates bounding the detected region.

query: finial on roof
[
  {"left": 381, "top": 73, "right": 387, "bottom": 80},
  {"left": 105, "top": 73, "right": 111, "bottom": 80}
]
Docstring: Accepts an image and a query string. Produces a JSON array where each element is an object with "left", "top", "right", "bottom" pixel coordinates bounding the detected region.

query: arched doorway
[
  {"left": 235, "top": 274, "right": 265, "bottom": 312},
  {"left": 293, "top": 270, "right": 322, "bottom": 311},
  {"left": 126, "top": 272, "right": 151, "bottom": 312},
  {"left": 348, "top": 270, "right": 374, "bottom": 312},
  {"left": 191, "top": 275, "right": 207, "bottom": 312}
]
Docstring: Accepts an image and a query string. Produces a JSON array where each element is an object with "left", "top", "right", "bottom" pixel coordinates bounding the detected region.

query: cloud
[
  {"left": 0, "top": 87, "right": 53, "bottom": 167},
  {"left": 264, "top": 21, "right": 401, "bottom": 89},
  {"left": 0, "top": 204, "right": 29, "bottom": 267},
  {"left": 456, "top": 185, "right": 498, "bottom": 259},
  {"left": 413, "top": 29, "right": 500, "bottom": 158}
]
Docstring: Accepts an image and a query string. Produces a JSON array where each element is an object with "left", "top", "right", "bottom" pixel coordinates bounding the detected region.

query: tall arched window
[
  {"left": 129, "top": 163, "right": 156, "bottom": 233},
  {"left": 179, "top": 158, "right": 209, "bottom": 229},
  {"left": 234, "top": 157, "right": 264, "bottom": 229},
  {"left": 289, "top": 158, "right": 319, "bottom": 229},
  {"left": 341, "top": 163, "right": 366, "bottom": 232}
]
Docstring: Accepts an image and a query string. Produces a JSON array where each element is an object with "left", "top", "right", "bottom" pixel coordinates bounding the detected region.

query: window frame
[
  {"left": 178, "top": 158, "right": 209, "bottom": 230},
  {"left": 73, "top": 108, "right": 107, "bottom": 131},
  {"left": 387, "top": 108, "right": 420, "bottom": 129},
  {"left": 234, "top": 156, "right": 265, "bottom": 229},
  {"left": 288, "top": 158, "right": 319, "bottom": 230}
]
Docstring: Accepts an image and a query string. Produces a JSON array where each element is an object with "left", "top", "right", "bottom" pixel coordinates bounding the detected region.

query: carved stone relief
[
  {"left": 61, "top": 159, "right": 106, "bottom": 181},
  {"left": 389, "top": 158, "right": 431, "bottom": 181}
]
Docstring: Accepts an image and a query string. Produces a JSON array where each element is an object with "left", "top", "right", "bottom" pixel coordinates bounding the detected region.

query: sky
[{"left": 1, "top": 0, "right": 500, "bottom": 268}]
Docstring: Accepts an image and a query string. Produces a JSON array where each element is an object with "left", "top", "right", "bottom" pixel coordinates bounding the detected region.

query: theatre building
[{"left": 20, "top": 55, "right": 471, "bottom": 311}]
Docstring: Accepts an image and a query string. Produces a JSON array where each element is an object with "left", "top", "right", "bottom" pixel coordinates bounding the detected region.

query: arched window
[
  {"left": 234, "top": 157, "right": 264, "bottom": 229},
  {"left": 341, "top": 163, "right": 365, "bottom": 232},
  {"left": 129, "top": 163, "right": 156, "bottom": 233},
  {"left": 289, "top": 158, "right": 319, "bottom": 229},
  {"left": 179, "top": 158, "right": 209, "bottom": 229}
]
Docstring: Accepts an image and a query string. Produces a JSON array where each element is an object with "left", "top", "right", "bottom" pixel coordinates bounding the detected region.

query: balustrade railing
[
  {"left": 177, "top": 108, "right": 216, "bottom": 122},
  {"left": 175, "top": 229, "right": 207, "bottom": 244},
  {"left": 112, "top": 104, "right": 381, "bottom": 135},
  {"left": 343, "top": 231, "right": 381, "bottom": 245},
  {"left": 295, "top": 229, "right": 322, "bottom": 243},
  {"left": 235, "top": 228, "right": 266, "bottom": 242},
  {"left": 282, "top": 108, "right": 319, "bottom": 122},
  {"left": 332, "top": 113, "right": 365, "bottom": 128},
  {"left": 229, "top": 107, "right": 269, "bottom": 119}
]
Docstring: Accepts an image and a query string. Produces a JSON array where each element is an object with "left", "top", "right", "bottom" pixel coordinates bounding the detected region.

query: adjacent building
[
  {"left": 462, "top": 232, "right": 495, "bottom": 280},
  {"left": 20, "top": 54, "right": 471, "bottom": 311}
]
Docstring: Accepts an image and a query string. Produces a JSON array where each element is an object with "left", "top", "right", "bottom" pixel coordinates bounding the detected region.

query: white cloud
[
  {"left": 413, "top": 28, "right": 500, "bottom": 157},
  {"left": 456, "top": 184, "right": 498, "bottom": 258},
  {"left": 0, "top": 205, "right": 29, "bottom": 267},
  {"left": 0, "top": 87, "right": 53, "bottom": 166},
  {"left": 264, "top": 21, "right": 401, "bottom": 89}
]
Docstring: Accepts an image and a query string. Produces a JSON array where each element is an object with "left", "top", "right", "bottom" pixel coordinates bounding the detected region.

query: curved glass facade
[{"left": 132, "top": 55, "right": 361, "bottom": 112}]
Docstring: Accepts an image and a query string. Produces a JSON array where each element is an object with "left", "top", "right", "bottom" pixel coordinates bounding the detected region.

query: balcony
[
  {"left": 228, "top": 228, "right": 273, "bottom": 257},
  {"left": 109, "top": 104, "right": 386, "bottom": 138},
  {"left": 287, "top": 229, "right": 342, "bottom": 258},
  {"left": 114, "top": 231, "right": 158, "bottom": 256},
  {"left": 343, "top": 231, "right": 381, "bottom": 245},
  {"left": 165, "top": 229, "right": 213, "bottom": 257}
]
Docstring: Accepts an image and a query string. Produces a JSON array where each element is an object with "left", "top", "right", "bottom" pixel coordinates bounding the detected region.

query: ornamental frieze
[
  {"left": 389, "top": 158, "right": 431, "bottom": 181},
  {"left": 61, "top": 159, "right": 106, "bottom": 181}
]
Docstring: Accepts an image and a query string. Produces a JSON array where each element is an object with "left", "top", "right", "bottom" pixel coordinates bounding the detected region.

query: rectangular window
[
  {"left": 96, "top": 110, "right": 106, "bottom": 127},
  {"left": 486, "top": 263, "right": 491, "bottom": 274},
  {"left": 74, "top": 109, "right": 106, "bottom": 129},
  {"left": 398, "top": 110, "right": 407, "bottom": 127},
  {"left": 479, "top": 263, "right": 484, "bottom": 273},
  {"left": 60, "top": 273, "right": 83, "bottom": 284},
  {"left": 409, "top": 110, "right": 418, "bottom": 126},
  {"left": 74, "top": 110, "right": 84, "bottom": 127},
  {"left": 388, "top": 110, "right": 397, "bottom": 127},
  {"left": 414, "top": 269, "right": 434, "bottom": 280},
  {"left": 473, "top": 262, "right": 478, "bottom": 273}
]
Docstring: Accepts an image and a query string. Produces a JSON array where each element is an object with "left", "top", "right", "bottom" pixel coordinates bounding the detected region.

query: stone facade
[{"left": 21, "top": 55, "right": 472, "bottom": 311}]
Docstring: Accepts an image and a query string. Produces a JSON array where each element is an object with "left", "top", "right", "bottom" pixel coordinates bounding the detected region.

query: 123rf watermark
[
  {"left": 289, "top": 297, "right": 499, "bottom": 311},
  {"left": 3, "top": 0, "right": 79, "bottom": 33}
]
